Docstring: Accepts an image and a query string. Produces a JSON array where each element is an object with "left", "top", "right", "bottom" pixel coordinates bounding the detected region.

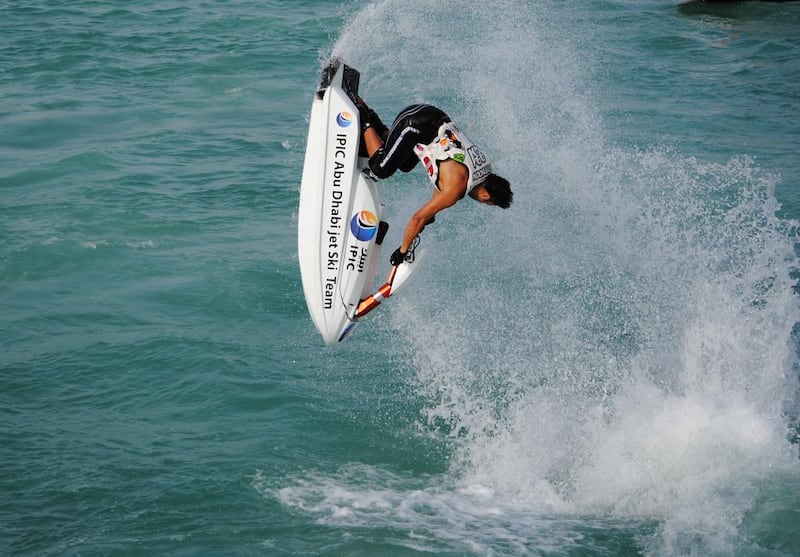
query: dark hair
[{"left": 484, "top": 173, "right": 513, "bottom": 209}]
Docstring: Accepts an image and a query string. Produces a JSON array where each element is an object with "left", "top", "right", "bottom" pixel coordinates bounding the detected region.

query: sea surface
[{"left": 2, "top": 1, "right": 800, "bottom": 555}]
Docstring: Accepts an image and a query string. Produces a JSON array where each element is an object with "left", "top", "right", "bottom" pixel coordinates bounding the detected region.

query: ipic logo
[
  {"left": 350, "top": 210, "right": 378, "bottom": 241},
  {"left": 336, "top": 111, "right": 353, "bottom": 127}
]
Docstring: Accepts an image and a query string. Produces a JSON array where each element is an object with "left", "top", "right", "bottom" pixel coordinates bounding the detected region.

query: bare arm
[
  {"left": 400, "top": 194, "right": 451, "bottom": 252},
  {"left": 399, "top": 160, "right": 469, "bottom": 252}
]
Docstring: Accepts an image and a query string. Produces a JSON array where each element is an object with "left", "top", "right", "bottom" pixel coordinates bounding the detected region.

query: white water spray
[{"left": 291, "top": 1, "right": 800, "bottom": 553}]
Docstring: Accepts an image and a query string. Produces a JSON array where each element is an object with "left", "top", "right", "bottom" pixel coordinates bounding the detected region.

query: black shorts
[{"left": 368, "top": 104, "right": 450, "bottom": 179}]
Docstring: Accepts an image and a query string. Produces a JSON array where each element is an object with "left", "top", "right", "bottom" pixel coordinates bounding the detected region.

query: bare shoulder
[{"left": 437, "top": 159, "right": 469, "bottom": 198}]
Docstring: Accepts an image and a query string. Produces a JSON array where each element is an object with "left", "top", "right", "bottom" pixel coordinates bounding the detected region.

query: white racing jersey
[{"left": 413, "top": 122, "right": 492, "bottom": 193}]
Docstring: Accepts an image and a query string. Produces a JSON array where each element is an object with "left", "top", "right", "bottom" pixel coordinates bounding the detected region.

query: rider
[{"left": 355, "top": 99, "right": 513, "bottom": 266}]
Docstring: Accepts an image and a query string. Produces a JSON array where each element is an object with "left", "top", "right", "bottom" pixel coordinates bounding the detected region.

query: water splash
[{"left": 297, "top": 0, "right": 800, "bottom": 553}]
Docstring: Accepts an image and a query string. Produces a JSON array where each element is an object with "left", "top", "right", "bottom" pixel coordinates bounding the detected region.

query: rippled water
[{"left": 3, "top": 1, "right": 799, "bottom": 555}]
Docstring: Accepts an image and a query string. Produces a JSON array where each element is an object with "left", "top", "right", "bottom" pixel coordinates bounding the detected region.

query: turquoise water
[{"left": 2, "top": 1, "right": 800, "bottom": 555}]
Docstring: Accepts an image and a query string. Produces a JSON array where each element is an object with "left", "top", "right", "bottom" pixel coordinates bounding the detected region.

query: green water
[{"left": 2, "top": 1, "right": 800, "bottom": 555}]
